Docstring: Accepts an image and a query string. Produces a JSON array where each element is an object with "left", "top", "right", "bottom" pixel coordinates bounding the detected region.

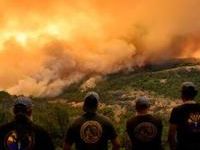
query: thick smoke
[{"left": 0, "top": 0, "right": 200, "bottom": 97}]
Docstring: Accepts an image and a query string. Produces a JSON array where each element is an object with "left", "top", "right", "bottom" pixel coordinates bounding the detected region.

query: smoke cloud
[{"left": 0, "top": 0, "right": 200, "bottom": 97}]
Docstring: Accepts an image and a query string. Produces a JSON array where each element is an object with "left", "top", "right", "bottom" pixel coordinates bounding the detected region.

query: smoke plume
[{"left": 0, "top": 0, "right": 200, "bottom": 97}]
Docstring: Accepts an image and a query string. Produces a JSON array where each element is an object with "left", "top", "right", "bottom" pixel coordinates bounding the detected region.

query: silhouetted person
[
  {"left": 64, "top": 91, "right": 120, "bottom": 150},
  {"left": 168, "top": 82, "right": 200, "bottom": 150},
  {"left": 0, "top": 96, "right": 54, "bottom": 150},
  {"left": 126, "top": 97, "right": 163, "bottom": 150}
]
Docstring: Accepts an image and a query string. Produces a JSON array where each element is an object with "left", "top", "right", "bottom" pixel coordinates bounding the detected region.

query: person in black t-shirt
[
  {"left": 168, "top": 82, "right": 200, "bottom": 150},
  {"left": 126, "top": 97, "right": 163, "bottom": 150},
  {"left": 0, "top": 96, "right": 54, "bottom": 150},
  {"left": 64, "top": 91, "right": 120, "bottom": 150}
]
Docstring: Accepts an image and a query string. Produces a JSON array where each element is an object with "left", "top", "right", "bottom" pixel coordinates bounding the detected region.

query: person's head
[
  {"left": 13, "top": 96, "right": 33, "bottom": 118},
  {"left": 83, "top": 91, "right": 100, "bottom": 113},
  {"left": 135, "top": 96, "right": 150, "bottom": 113},
  {"left": 181, "top": 82, "right": 198, "bottom": 101}
]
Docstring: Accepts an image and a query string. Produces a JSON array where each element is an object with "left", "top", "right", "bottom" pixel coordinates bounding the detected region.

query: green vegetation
[
  {"left": 61, "top": 59, "right": 200, "bottom": 101},
  {"left": 0, "top": 58, "right": 200, "bottom": 149}
]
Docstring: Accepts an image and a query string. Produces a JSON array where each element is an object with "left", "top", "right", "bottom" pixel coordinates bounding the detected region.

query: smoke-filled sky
[{"left": 0, "top": 0, "right": 200, "bottom": 97}]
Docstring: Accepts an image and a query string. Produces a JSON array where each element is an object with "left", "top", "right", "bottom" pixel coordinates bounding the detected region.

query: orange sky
[{"left": 0, "top": 0, "right": 200, "bottom": 97}]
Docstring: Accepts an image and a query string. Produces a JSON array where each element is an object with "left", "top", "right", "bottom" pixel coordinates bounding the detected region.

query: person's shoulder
[
  {"left": 31, "top": 123, "right": 44, "bottom": 131},
  {"left": 170, "top": 103, "right": 194, "bottom": 117},
  {"left": 97, "top": 114, "right": 109, "bottom": 120},
  {"left": 73, "top": 115, "right": 85, "bottom": 125},
  {"left": 194, "top": 102, "right": 200, "bottom": 107},
  {"left": 96, "top": 114, "right": 113, "bottom": 124},
  {"left": 0, "top": 121, "right": 15, "bottom": 132},
  {"left": 126, "top": 116, "right": 137, "bottom": 128},
  {"left": 186, "top": 103, "right": 200, "bottom": 111},
  {"left": 148, "top": 115, "right": 162, "bottom": 125},
  {"left": 67, "top": 115, "right": 85, "bottom": 129},
  {"left": 173, "top": 103, "right": 200, "bottom": 111},
  {"left": 171, "top": 104, "right": 185, "bottom": 112},
  {"left": 74, "top": 115, "right": 84, "bottom": 122},
  {"left": 126, "top": 115, "right": 137, "bottom": 124}
]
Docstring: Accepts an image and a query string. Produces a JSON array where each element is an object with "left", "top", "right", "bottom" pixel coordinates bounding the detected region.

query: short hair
[
  {"left": 135, "top": 97, "right": 150, "bottom": 111},
  {"left": 83, "top": 92, "right": 99, "bottom": 113},
  {"left": 181, "top": 82, "right": 198, "bottom": 100}
]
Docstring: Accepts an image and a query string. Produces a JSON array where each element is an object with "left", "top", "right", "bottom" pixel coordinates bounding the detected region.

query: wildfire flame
[{"left": 0, "top": 0, "right": 200, "bottom": 97}]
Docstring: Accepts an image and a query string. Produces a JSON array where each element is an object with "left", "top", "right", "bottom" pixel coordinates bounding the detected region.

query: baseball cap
[
  {"left": 14, "top": 96, "right": 33, "bottom": 108},
  {"left": 135, "top": 96, "right": 150, "bottom": 110}
]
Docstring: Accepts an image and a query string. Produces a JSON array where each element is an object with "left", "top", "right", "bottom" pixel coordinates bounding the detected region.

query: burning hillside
[{"left": 0, "top": 0, "right": 200, "bottom": 97}]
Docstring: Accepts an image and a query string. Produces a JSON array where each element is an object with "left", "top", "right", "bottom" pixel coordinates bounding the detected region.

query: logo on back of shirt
[
  {"left": 187, "top": 112, "right": 200, "bottom": 133},
  {"left": 4, "top": 130, "right": 34, "bottom": 150},
  {"left": 80, "top": 121, "right": 102, "bottom": 144},
  {"left": 134, "top": 122, "right": 158, "bottom": 142}
]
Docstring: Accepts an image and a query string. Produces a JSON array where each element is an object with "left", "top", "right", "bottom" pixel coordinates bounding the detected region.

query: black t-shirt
[
  {"left": 0, "top": 120, "right": 54, "bottom": 150},
  {"left": 65, "top": 113, "right": 117, "bottom": 150},
  {"left": 169, "top": 103, "right": 200, "bottom": 150},
  {"left": 126, "top": 114, "right": 163, "bottom": 150}
]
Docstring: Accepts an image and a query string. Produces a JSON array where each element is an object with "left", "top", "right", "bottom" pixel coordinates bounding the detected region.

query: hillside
[
  {"left": 0, "top": 58, "right": 200, "bottom": 149},
  {"left": 60, "top": 58, "right": 200, "bottom": 102}
]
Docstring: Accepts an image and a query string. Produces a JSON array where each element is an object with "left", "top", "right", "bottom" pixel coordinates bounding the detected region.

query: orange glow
[
  {"left": 0, "top": 0, "right": 200, "bottom": 97},
  {"left": 193, "top": 51, "right": 200, "bottom": 58}
]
